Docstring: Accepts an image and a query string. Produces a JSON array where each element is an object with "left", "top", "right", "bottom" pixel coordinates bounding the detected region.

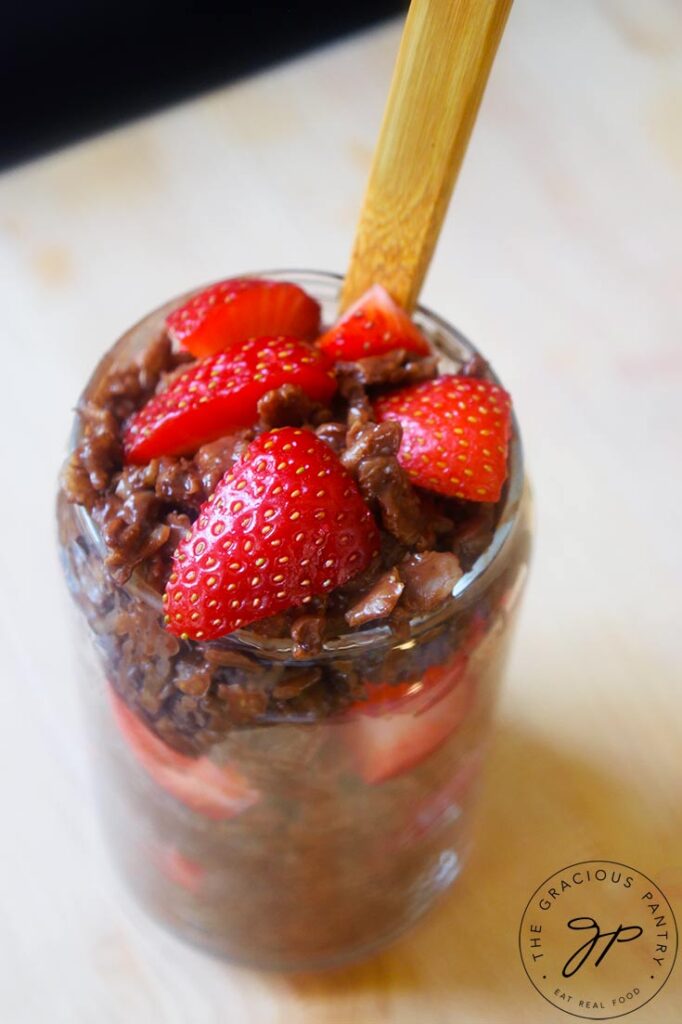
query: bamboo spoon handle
[{"left": 341, "top": 0, "right": 513, "bottom": 312}]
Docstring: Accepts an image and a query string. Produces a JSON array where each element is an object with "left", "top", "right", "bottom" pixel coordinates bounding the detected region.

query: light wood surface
[
  {"left": 342, "top": 0, "right": 512, "bottom": 310},
  {"left": 1, "top": 1, "right": 681, "bottom": 1021}
]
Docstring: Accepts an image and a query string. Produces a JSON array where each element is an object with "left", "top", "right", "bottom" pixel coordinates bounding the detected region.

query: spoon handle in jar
[{"left": 341, "top": 0, "right": 513, "bottom": 312}]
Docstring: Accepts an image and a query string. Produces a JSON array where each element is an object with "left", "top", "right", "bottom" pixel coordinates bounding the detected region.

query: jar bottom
[{"left": 122, "top": 842, "right": 472, "bottom": 972}]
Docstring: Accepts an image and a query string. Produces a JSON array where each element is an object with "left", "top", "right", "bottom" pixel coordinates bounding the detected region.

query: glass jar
[{"left": 57, "top": 270, "right": 531, "bottom": 970}]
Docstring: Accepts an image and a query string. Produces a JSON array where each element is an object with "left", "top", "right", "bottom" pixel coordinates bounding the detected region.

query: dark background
[{"left": 1, "top": 0, "right": 404, "bottom": 170}]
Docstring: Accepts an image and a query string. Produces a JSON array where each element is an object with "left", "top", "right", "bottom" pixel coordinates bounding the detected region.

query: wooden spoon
[{"left": 341, "top": 0, "right": 513, "bottom": 312}]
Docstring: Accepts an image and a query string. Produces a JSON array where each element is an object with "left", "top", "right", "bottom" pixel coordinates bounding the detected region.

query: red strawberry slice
[
  {"left": 374, "top": 376, "right": 512, "bottom": 501},
  {"left": 342, "top": 662, "right": 465, "bottom": 719},
  {"left": 167, "top": 278, "right": 321, "bottom": 358},
  {"left": 110, "top": 691, "right": 259, "bottom": 820},
  {"left": 342, "top": 653, "right": 474, "bottom": 784},
  {"left": 124, "top": 336, "right": 336, "bottom": 463},
  {"left": 156, "top": 845, "right": 205, "bottom": 893},
  {"left": 165, "top": 427, "right": 380, "bottom": 640},
  {"left": 316, "top": 284, "right": 431, "bottom": 361}
]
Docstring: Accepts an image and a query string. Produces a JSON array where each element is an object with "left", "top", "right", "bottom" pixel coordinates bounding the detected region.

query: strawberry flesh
[
  {"left": 165, "top": 427, "right": 380, "bottom": 640},
  {"left": 111, "top": 691, "right": 259, "bottom": 820},
  {"left": 156, "top": 845, "right": 205, "bottom": 893},
  {"left": 124, "top": 336, "right": 336, "bottom": 463},
  {"left": 316, "top": 284, "right": 430, "bottom": 361},
  {"left": 167, "top": 278, "right": 321, "bottom": 358},
  {"left": 374, "top": 376, "right": 512, "bottom": 501},
  {"left": 342, "top": 653, "right": 474, "bottom": 783}
]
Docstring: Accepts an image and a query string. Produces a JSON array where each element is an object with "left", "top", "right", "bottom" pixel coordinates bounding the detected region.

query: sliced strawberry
[
  {"left": 156, "top": 845, "right": 205, "bottom": 893},
  {"left": 124, "top": 336, "right": 336, "bottom": 463},
  {"left": 316, "top": 284, "right": 431, "bottom": 361},
  {"left": 374, "top": 376, "right": 512, "bottom": 501},
  {"left": 167, "top": 278, "right": 321, "bottom": 358},
  {"left": 110, "top": 691, "right": 259, "bottom": 820},
  {"left": 345, "top": 677, "right": 432, "bottom": 716},
  {"left": 165, "top": 427, "right": 380, "bottom": 640},
  {"left": 342, "top": 654, "right": 474, "bottom": 784}
]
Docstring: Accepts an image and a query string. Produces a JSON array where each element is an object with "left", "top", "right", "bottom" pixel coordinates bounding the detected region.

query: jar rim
[{"left": 72, "top": 268, "right": 525, "bottom": 660}]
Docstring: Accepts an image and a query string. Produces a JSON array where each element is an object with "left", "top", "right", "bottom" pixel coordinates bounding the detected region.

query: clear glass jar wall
[{"left": 57, "top": 271, "right": 531, "bottom": 970}]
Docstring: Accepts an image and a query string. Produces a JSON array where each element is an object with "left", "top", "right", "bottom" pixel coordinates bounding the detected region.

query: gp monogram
[{"left": 519, "top": 861, "right": 678, "bottom": 1020}]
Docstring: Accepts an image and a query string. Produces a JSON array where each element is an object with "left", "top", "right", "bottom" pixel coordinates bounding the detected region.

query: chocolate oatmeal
[{"left": 58, "top": 273, "right": 530, "bottom": 968}]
